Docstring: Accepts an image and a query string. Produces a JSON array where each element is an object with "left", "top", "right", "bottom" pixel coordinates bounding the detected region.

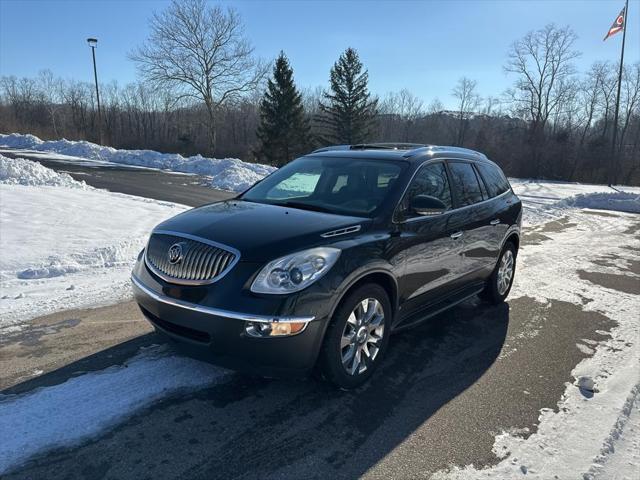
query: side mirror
[{"left": 410, "top": 195, "right": 446, "bottom": 216}]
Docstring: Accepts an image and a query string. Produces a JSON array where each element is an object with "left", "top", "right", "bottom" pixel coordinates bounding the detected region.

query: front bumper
[{"left": 131, "top": 274, "right": 327, "bottom": 377}]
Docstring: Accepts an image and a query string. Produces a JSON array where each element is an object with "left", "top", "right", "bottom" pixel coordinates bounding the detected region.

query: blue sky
[{"left": 1, "top": 0, "right": 638, "bottom": 108}]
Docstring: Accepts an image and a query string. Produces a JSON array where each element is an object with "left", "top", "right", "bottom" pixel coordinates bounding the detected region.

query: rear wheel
[
  {"left": 481, "top": 242, "right": 516, "bottom": 304},
  {"left": 319, "top": 284, "right": 391, "bottom": 389}
]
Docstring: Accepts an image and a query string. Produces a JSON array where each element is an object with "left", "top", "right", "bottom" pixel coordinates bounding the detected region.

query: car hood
[{"left": 153, "top": 200, "right": 368, "bottom": 262}]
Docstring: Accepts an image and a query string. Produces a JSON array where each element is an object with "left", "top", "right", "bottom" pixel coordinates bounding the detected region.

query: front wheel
[
  {"left": 481, "top": 242, "right": 517, "bottom": 305},
  {"left": 319, "top": 284, "right": 392, "bottom": 389}
]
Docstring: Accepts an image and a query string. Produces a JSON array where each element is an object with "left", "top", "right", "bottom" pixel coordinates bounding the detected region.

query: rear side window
[
  {"left": 401, "top": 162, "right": 453, "bottom": 218},
  {"left": 447, "top": 162, "right": 484, "bottom": 207},
  {"left": 476, "top": 163, "right": 511, "bottom": 198}
]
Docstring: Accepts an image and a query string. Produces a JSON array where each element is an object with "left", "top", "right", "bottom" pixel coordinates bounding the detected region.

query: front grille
[{"left": 145, "top": 232, "right": 238, "bottom": 285}]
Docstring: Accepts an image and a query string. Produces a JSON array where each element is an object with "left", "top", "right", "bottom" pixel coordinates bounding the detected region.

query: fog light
[{"left": 245, "top": 321, "right": 307, "bottom": 337}]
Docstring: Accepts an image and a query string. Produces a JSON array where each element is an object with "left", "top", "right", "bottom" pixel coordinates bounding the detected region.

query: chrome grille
[{"left": 145, "top": 231, "right": 239, "bottom": 285}]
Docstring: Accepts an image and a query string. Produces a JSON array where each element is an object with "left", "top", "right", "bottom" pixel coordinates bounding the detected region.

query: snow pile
[
  {"left": 0, "top": 158, "right": 187, "bottom": 331},
  {"left": 0, "top": 133, "right": 275, "bottom": 192},
  {"left": 561, "top": 191, "right": 640, "bottom": 214},
  {"left": 0, "top": 154, "right": 87, "bottom": 188},
  {"left": 509, "top": 179, "right": 640, "bottom": 226},
  {"left": 0, "top": 346, "right": 227, "bottom": 475}
]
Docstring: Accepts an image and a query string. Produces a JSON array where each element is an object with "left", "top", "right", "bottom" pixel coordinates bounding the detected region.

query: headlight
[{"left": 250, "top": 247, "right": 341, "bottom": 294}]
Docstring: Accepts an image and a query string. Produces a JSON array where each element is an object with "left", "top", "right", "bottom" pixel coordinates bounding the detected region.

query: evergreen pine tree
[
  {"left": 255, "top": 52, "right": 310, "bottom": 166},
  {"left": 318, "top": 48, "right": 378, "bottom": 145}
]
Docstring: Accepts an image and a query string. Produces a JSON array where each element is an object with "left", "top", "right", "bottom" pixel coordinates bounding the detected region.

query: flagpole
[{"left": 609, "top": 0, "right": 629, "bottom": 187}]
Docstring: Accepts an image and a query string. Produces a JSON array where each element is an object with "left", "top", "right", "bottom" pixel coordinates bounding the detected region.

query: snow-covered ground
[
  {"left": 0, "top": 144, "right": 638, "bottom": 477},
  {"left": 0, "top": 155, "right": 187, "bottom": 332},
  {"left": 0, "top": 345, "right": 227, "bottom": 474},
  {"left": 434, "top": 200, "right": 640, "bottom": 479},
  {"left": 0, "top": 133, "right": 275, "bottom": 192}
]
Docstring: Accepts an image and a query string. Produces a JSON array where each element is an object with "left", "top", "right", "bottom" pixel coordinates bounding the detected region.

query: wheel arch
[
  {"left": 503, "top": 231, "right": 520, "bottom": 255},
  {"left": 327, "top": 268, "right": 399, "bottom": 326}
]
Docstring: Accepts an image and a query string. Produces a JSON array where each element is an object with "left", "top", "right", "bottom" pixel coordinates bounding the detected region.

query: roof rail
[
  {"left": 350, "top": 143, "right": 427, "bottom": 150},
  {"left": 311, "top": 145, "right": 351, "bottom": 153},
  {"left": 313, "top": 143, "right": 427, "bottom": 153},
  {"left": 403, "top": 145, "right": 488, "bottom": 159}
]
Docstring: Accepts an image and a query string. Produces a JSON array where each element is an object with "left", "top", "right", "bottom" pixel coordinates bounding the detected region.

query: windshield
[{"left": 241, "top": 156, "right": 406, "bottom": 217}]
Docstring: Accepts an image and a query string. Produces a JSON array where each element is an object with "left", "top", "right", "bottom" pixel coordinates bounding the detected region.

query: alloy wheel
[
  {"left": 497, "top": 249, "right": 514, "bottom": 295},
  {"left": 340, "top": 298, "right": 385, "bottom": 376}
]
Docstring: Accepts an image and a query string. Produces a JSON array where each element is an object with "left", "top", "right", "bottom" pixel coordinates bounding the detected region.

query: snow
[
  {"left": 562, "top": 192, "right": 640, "bottom": 214},
  {"left": 0, "top": 156, "right": 187, "bottom": 331},
  {"left": 509, "top": 178, "right": 640, "bottom": 226},
  {"left": 0, "top": 133, "right": 276, "bottom": 192},
  {"left": 591, "top": 391, "right": 640, "bottom": 480},
  {"left": 0, "top": 154, "right": 88, "bottom": 188},
  {"left": 0, "top": 148, "right": 169, "bottom": 170},
  {"left": 0, "top": 345, "right": 228, "bottom": 475},
  {"left": 434, "top": 197, "right": 640, "bottom": 479}
]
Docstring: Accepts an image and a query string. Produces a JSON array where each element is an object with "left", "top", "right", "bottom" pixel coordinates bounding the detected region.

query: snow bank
[
  {"left": 0, "top": 154, "right": 87, "bottom": 188},
  {"left": 0, "top": 157, "right": 187, "bottom": 330},
  {"left": 0, "top": 346, "right": 227, "bottom": 475},
  {"left": 561, "top": 191, "right": 640, "bottom": 214},
  {"left": 510, "top": 179, "right": 640, "bottom": 226},
  {"left": 0, "top": 133, "right": 275, "bottom": 192}
]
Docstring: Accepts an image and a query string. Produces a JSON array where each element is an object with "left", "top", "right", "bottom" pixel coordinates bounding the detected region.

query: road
[
  {"left": 0, "top": 149, "right": 234, "bottom": 207},
  {"left": 1, "top": 152, "right": 638, "bottom": 478}
]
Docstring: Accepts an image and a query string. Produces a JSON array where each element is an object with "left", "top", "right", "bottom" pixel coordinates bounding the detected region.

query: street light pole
[{"left": 87, "top": 37, "right": 103, "bottom": 145}]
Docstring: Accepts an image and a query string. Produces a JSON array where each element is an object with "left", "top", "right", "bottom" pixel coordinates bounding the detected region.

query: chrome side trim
[
  {"left": 144, "top": 229, "right": 241, "bottom": 286},
  {"left": 131, "top": 274, "right": 316, "bottom": 324},
  {"left": 321, "top": 225, "right": 362, "bottom": 238}
]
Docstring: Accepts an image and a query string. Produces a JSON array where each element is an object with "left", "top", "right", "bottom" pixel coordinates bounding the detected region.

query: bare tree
[
  {"left": 619, "top": 63, "right": 640, "bottom": 151},
  {"left": 37, "top": 70, "right": 64, "bottom": 137},
  {"left": 505, "top": 24, "right": 580, "bottom": 175},
  {"left": 130, "top": 0, "right": 266, "bottom": 154},
  {"left": 505, "top": 24, "right": 580, "bottom": 130},
  {"left": 482, "top": 96, "right": 501, "bottom": 116},
  {"left": 379, "top": 89, "right": 424, "bottom": 141},
  {"left": 427, "top": 98, "right": 444, "bottom": 114},
  {"left": 452, "top": 77, "right": 481, "bottom": 146}
]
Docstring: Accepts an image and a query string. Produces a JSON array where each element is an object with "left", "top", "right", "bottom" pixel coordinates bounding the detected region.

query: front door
[{"left": 394, "top": 161, "right": 464, "bottom": 322}]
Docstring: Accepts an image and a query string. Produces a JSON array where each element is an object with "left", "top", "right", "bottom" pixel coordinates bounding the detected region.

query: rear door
[
  {"left": 475, "top": 162, "right": 513, "bottom": 261},
  {"left": 445, "top": 161, "right": 495, "bottom": 282}
]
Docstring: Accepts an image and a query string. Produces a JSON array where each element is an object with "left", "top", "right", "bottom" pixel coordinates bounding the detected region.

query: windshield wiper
[{"left": 277, "top": 201, "right": 334, "bottom": 214}]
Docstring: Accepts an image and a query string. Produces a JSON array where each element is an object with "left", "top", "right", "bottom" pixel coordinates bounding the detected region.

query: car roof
[{"left": 306, "top": 143, "right": 497, "bottom": 166}]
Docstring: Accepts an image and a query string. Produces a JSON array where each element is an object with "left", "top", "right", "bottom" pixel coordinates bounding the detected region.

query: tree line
[{"left": 0, "top": 0, "right": 638, "bottom": 184}]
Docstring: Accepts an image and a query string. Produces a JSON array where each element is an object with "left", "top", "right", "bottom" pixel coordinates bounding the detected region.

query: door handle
[
  {"left": 490, "top": 219, "right": 501, "bottom": 226},
  {"left": 450, "top": 231, "right": 463, "bottom": 240}
]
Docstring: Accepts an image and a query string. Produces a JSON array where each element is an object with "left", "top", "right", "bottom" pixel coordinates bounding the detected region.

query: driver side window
[{"left": 402, "top": 163, "right": 453, "bottom": 219}]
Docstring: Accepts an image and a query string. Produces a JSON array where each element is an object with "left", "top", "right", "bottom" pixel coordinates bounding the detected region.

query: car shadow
[{"left": 4, "top": 299, "right": 509, "bottom": 480}]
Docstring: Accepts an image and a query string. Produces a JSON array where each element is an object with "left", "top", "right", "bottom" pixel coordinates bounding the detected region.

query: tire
[
  {"left": 319, "top": 284, "right": 392, "bottom": 389},
  {"left": 481, "top": 242, "right": 517, "bottom": 305}
]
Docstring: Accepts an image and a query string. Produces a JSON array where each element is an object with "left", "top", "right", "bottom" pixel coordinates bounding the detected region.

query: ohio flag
[{"left": 604, "top": 6, "right": 626, "bottom": 41}]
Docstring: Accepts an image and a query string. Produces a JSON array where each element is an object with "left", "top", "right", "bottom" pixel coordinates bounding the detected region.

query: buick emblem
[{"left": 167, "top": 243, "right": 183, "bottom": 264}]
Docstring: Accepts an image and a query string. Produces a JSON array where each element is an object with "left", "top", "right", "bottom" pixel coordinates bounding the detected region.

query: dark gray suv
[{"left": 132, "top": 144, "right": 522, "bottom": 388}]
